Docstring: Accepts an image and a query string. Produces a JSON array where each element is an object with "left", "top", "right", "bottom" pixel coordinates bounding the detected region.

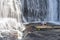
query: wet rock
[{"left": 24, "top": 29, "right": 60, "bottom": 40}]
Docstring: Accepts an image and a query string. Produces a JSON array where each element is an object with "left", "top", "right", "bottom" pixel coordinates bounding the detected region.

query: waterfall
[
  {"left": 47, "top": 0, "right": 60, "bottom": 25},
  {"left": 48, "top": 0, "right": 58, "bottom": 21},
  {"left": 58, "top": 0, "right": 60, "bottom": 21},
  {"left": 22, "top": 0, "right": 60, "bottom": 25},
  {"left": 0, "top": 0, "right": 25, "bottom": 40},
  {"left": 0, "top": 0, "right": 22, "bottom": 22},
  {"left": 23, "top": 0, "right": 47, "bottom": 23}
]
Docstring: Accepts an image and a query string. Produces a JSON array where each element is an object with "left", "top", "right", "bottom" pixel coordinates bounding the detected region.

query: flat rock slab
[{"left": 24, "top": 29, "right": 60, "bottom": 40}]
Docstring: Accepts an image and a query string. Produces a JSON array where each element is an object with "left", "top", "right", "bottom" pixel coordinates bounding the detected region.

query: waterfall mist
[{"left": 0, "top": 0, "right": 25, "bottom": 40}]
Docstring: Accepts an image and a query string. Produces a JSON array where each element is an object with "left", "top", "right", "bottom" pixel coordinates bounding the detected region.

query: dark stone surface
[
  {"left": 24, "top": 29, "right": 60, "bottom": 40},
  {"left": 0, "top": 37, "right": 3, "bottom": 40}
]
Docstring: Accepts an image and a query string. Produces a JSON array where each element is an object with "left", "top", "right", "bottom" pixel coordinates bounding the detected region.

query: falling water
[
  {"left": 22, "top": 0, "right": 60, "bottom": 25},
  {"left": 0, "top": 0, "right": 25, "bottom": 40},
  {"left": 47, "top": 0, "right": 60, "bottom": 25},
  {"left": 23, "top": 0, "right": 47, "bottom": 23},
  {"left": 0, "top": 0, "right": 22, "bottom": 22},
  {"left": 48, "top": 0, "right": 58, "bottom": 21}
]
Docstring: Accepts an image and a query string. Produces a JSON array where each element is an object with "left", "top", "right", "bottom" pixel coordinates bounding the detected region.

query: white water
[
  {"left": 48, "top": 0, "right": 58, "bottom": 21},
  {"left": 0, "top": 0, "right": 60, "bottom": 39},
  {"left": 47, "top": 0, "right": 60, "bottom": 25},
  {"left": 0, "top": 0, "right": 25, "bottom": 40},
  {"left": 0, "top": 0, "right": 22, "bottom": 21}
]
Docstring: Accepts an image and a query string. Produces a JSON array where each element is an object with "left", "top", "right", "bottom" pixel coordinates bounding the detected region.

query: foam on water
[{"left": 0, "top": 0, "right": 25, "bottom": 39}]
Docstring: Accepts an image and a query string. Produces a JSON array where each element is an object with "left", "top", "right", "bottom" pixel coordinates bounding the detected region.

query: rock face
[{"left": 24, "top": 29, "right": 60, "bottom": 40}]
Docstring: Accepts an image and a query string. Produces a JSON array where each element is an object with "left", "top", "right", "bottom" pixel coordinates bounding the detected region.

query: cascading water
[
  {"left": 23, "top": 0, "right": 48, "bottom": 23},
  {"left": 22, "top": 0, "right": 60, "bottom": 25},
  {"left": 0, "top": 0, "right": 60, "bottom": 40},
  {"left": 0, "top": 0, "right": 25, "bottom": 40},
  {"left": 47, "top": 0, "right": 60, "bottom": 25},
  {"left": 48, "top": 0, "right": 58, "bottom": 21},
  {"left": 0, "top": 0, "right": 22, "bottom": 21}
]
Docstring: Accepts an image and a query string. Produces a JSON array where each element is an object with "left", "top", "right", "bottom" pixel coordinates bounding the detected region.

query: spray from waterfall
[{"left": 0, "top": 0, "right": 25, "bottom": 40}]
